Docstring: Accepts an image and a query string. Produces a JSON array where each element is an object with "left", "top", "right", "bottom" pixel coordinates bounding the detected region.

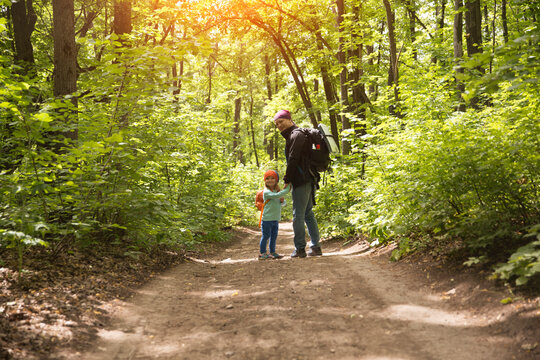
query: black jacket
[{"left": 281, "top": 125, "right": 315, "bottom": 187}]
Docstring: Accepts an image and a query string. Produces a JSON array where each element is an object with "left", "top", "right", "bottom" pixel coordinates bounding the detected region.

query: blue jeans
[
  {"left": 292, "top": 182, "right": 320, "bottom": 250},
  {"left": 260, "top": 220, "right": 279, "bottom": 254}
]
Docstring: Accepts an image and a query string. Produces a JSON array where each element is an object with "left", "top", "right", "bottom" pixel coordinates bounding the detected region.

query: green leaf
[
  {"left": 500, "top": 297, "right": 513, "bottom": 304},
  {"left": 105, "top": 132, "right": 123, "bottom": 143},
  {"left": 35, "top": 113, "right": 52, "bottom": 123}
]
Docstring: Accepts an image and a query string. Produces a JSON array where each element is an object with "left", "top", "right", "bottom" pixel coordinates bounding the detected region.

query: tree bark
[
  {"left": 248, "top": 92, "right": 259, "bottom": 167},
  {"left": 383, "top": 0, "right": 400, "bottom": 116},
  {"left": 483, "top": 5, "right": 490, "bottom": 44},
  {"left": 277, "top": 35, "right": 318, "bottom": 127},
  {"left": 11, "top": 0, "right": 37, "bottom": 74},
  {"left": 263, "top": 54, "right": 274, "bottom": 160},
  {"left": 113, "top": 0, "right": 132, "bottom": 36},
  {"left": 206, "top": 55, "right": 213, "bottom": 104},
  {"left": 405, "top": 0, "right": 417, "bottom": 60},
  {"left": 314, "top": 21, "right": 340, "bottom": 149},
  {"left": 464, "top": 0, "right": 483, "bottom": 57},
  {"left": 501, "top": 0, "right": 508, "bottom": 43},
  {"left": 53, "top": 0, "right": 78, "bottom": 141},
  {"left": 350, "top": 4, "right": 370, "bottom": 136},
  {"left": 439, "top": 0, "right": 447, "bottom": 30},
  {"left": 247, "top": 14, "right": 318, "bottom": 127},
  {"left": 337, "top": 0, "right": 351, "bottom": 155},
  {"left": 233, "top": 96, "right": 243, "bottom": 163},
  {"left": 453, "top": 0, "right": 466, "bottom": 112},
  {"left": 313, "top": 79, "right": 322, "bottom": 123}
]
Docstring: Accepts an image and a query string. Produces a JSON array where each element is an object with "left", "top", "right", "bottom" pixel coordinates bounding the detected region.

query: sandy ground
[{"left": 63, "top": 222, "right": 530, "bottom": 360}]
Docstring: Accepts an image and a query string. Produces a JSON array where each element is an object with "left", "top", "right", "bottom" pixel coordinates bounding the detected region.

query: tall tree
[
  {"left": 263, "top": 53, "right": 274, "bottom": 160},
  {"left": 464, "top": 0, "right": 483, "bottom": 58},
  {"left": 350, "top": 2, "right": 370, "bottom": 136},
  {"left": 233, "top": 96, "right": 243, "bottom": 163},
  {"left": 453, "top": 0, "right": 466, "bottom": 111},
  {"left": 53, "top": 0, "right": 78, "bottom": 141},
  {"left": 313, "top": 20, "right": 340, "bottom": 148},
  {"left": 336, "top": 0, "right": 351, "bottom": 155},
  {"left": 11, "top": 0, "right": 37, "bottom": 74},
  {"left": 113, "top": 0, "right": 132, "bottom": 37},
  {"left": 501, "top": 0, "right": 508, "bottom": 43},
  {"left": 382, "top": 0, "right": 400, "bottom": 116}
]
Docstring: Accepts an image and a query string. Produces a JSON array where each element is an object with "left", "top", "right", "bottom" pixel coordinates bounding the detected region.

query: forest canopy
[{"left": 0, "top": 0, "right": 539, "bottom": 285}]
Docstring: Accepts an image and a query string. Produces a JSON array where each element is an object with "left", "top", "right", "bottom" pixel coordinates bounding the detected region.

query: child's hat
[{"left": 264, "top": 170, "right": 279, "bottom": 182}]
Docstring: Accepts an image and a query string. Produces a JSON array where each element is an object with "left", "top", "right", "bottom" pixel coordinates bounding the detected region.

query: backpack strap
[{"left": 258, "top": 199, "right": 270, "bottom": 228}]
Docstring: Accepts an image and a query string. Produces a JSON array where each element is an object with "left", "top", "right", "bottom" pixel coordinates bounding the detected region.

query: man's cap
[{"left": 273, "top": 110, "right": 291, "bottom": 121}]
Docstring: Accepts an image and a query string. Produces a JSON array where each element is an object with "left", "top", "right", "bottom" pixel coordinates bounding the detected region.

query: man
[{"left": 273, "top": 109, "right": 322, "bottom": 258}]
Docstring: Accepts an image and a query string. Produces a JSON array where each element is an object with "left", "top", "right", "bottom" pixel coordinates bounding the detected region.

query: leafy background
[{"left": 0, "top": 0, "right": 538, "bottom": 287}]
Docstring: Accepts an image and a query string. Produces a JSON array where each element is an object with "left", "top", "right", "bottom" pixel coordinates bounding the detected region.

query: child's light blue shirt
[{"left": 262, "top": 186, "right": 291, "bottom": 221}]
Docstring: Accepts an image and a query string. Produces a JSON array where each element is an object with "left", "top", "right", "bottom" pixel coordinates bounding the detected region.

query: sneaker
[
  {"left": 258, "top": 253, "right": 270, "bottom": 260},
  {"left": 270, "top": 252, "right": 284, "bottom": 259},
  {"left": 291, "top": 248, "right": 307, "bottom": 258},
  {"left": 308, "top": 246, "right": 323, "bottom": 257}
]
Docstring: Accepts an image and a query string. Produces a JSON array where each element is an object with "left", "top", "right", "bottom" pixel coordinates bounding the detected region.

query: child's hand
[
  {"left": 284, "top": 183, "right": 290, "bottom": 189},
  {"left": 280, "top": 197, "right": 284, "bottom": 203}
]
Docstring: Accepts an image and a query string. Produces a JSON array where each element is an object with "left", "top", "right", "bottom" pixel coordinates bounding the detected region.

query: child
[{"left": 259, "top": 170, "right": 290, "bottom": 260}]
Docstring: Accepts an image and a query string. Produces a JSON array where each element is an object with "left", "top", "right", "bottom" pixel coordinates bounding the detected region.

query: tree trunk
[
  {"left": 490, "top": 0, "right": 497, "bottom": 73},
  {"left": 313, "top": 79, "right": 322, "bottom": 123},
  {"left": 337, "top": 0, "right": 351, "bottom": 155},
  {"left": 113, "top": 0, "right": 132, "bottom": 37},
  {"left": 366, "top": 45, "right": 375, "bottom": 95},
  {"left": 464, "top": 0, "right": 483, "bottom": 58},
  {"left": 406, "top": 0, "right": 417, "bottom": 61},
  {"left": 206, "top": 56, "right": 213, "bottom": 104},
  {"left": 483, "top": 5, "right": 490, "bottom": 44},
  {"left": 350, "top": 4, "right": 370, "bottom": 136},
  {"left": 233, "top": 96, "right": 243, "bottom": 164},
  {"left": 314, "top": 21, "right": 340, "bottom": 149},
  {"left": 383, "top": 0, "right": 400, "bottom": 116},
  {"left": 11, "top": 0, "right": 37, "bottom": 74},
  {"left": 248, "top": 14, "right": 318, "bottom": 127},
  {"left": 433, "top": 0, "right": 447, "bottom": 63},
  {"left": 465, "top": 0, "right": 483, "bottom": 107},
  {"left": 171, "top": 25, "right": 183, "bottom": 104},
  {"left": 172, "top": 61, "right": 183, "bottom": 98},
  {"left": 501, "top": 0, "right": 508, "bottom": 43},
  {"left": 53, "top": 0, "right": 78, "bottom": 142},
  {"left": 453, "top": 0, "right": 466, "bottom": 112},
  {"left": 249, "top": 93, "right": 259, "bottom": 167},
  {"left": 320, "top": 66, "right": 341, "bottom": 150},
  {"left": 263, "top": 54, "right": 274, "bottom": 160},
  {"left": 439, "top": 0, "right": 447, "bottom": 30},
  {"left": 275, "top": 36, "right": 317, "bottom": 127}
]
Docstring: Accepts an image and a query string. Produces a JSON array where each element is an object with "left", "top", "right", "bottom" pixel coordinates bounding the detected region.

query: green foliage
[
  {"left": 1, "top": 0, "right": 538, "bottom": 288},
  {"left": 315, "top": 24, "right": 539, "bottom": 285},
  {"left": 315, "top": 157, "right": 366, "bottom": 239},
  {"left": 493, "top": 224, "right": 540, "bottom": 286}
]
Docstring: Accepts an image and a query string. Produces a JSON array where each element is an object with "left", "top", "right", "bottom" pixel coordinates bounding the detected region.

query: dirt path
[{"left": 66, "top": 223, "right": 523, "bottom": 360}]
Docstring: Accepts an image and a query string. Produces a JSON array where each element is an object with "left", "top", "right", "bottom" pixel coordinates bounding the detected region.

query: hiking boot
[
  {"left": 291, "top": 248, "right": 307, "bottom": 258},
  {"left": 308, "top": 246, "right": 323, "bottom": 257},
  {"left": 258, "top": 253, "right": 270, "bottom": 260},
  {"left": 270, "top": 252, "right": 284, "bottom": 259}
]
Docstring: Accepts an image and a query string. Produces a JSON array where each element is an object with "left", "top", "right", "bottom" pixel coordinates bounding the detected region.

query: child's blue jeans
[{"left": 260, "top": 220, "right": 279, "bottom": 254}]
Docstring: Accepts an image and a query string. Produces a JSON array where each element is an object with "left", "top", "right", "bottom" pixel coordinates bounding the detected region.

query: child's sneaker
[
  {"left": 270, "top": 252, "right": 283, "bottom": 259},
  {"left": 258, "top": 253, "right": 270, "bottom": 260}
]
